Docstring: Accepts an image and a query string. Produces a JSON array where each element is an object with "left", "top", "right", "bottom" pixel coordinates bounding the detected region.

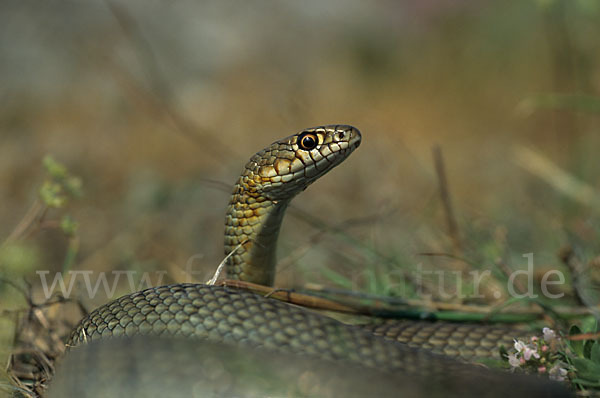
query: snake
[{"left": 48, "top": 125, "right": 570, "bottom": 397}]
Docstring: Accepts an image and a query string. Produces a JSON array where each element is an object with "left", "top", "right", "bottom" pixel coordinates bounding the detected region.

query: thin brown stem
[
  {"left": 432, "top": 145, "right": 462, "bottom": 256},
  {"left": 3, "top": 200, "right": 45, "bottom": 245}
]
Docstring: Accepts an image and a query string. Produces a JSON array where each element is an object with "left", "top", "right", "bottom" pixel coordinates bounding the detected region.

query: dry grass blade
[
  {"left": 220, "top": 280, "right": 359, "bottom": 313},
  {"left": 432, "top": 145, "right": 463, "bottom": 257},
  {"left": 513, "top": 146, "right": 600, "bottom": 211},
  {"left": 101, "top": 0, "right": 235, "bottom": 162},
  {"left": 206, "top": 240, "right": 248, "bottom": 285},
  {"left": 2, "top": 200, "right": 46, "bottom": 246},
  {"left": 221, "top": 279, "right": 593, "bottom": 321}
]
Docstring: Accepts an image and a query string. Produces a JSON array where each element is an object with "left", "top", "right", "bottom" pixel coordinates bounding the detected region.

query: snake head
[{"left": 241, "top": 125, "right": 362, "bottom": 201}]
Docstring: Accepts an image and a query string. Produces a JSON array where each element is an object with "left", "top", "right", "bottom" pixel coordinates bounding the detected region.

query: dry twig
[{"left": 432, "top": 145, "right": 463, "bottom": 257}]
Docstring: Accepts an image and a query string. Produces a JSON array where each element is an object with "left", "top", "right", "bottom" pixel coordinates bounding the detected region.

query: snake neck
[
  {"left": 224, "top": 184, "right": 291, "bottom": 286},
  {"left": 222, "top": 125, "right": 362, "bottom": 286}
]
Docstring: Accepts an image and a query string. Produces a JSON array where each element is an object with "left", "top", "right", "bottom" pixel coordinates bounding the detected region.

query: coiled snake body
[{"left": 49, "top": 126, "right": 569, "bottom": 397}]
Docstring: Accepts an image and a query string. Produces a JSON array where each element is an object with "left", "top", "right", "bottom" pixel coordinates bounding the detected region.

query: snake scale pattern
[{"left": 50, "top": 126, "right": 570, "bottom": 397}]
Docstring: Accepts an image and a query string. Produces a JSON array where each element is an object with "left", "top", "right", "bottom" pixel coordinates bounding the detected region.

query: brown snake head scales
[{"left": 224, "top": 125, "right": 362, "bottom": 285}]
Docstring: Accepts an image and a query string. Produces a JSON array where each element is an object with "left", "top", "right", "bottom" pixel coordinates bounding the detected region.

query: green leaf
[
  {"left": 570, "top": 325, "right": 582, "bottom": 335},
  {"left": 320, "top": 267, "right": 354, "bottom": 290},
  {"left": 584, "top": 340, "right": 594, "bottom": 359},
  {"left": 581, "top": 316, "right": 598, "bottom": 334},
  {"left": 569, "top": 325, "right": 585, "bottom": 357},
  {"left": 43, "top": 155, "right": 67, "bottom": 180},
  {"left": 39, "top": 181, "right": 66, "bottom": 208},
  {"left": 591, "top": 341, "right": 600, "bottom": 365},
  {"left": 571, "top": 378, "right": 600, "bottom": 388},
  {"left": 41, "top": 155, "right": 83, "bottom": 199},
  {"left": 573, "top": 358, "right": 600, "bottom": 384},
  {"left": 499, "top": 344, "right": 509, "bottom": 360},
  {"left": 60, "top": 215, "right": 79, "bottom": 236}
]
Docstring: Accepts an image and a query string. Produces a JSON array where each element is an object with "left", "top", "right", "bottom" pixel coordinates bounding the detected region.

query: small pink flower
[
  {"left": 549, "top": 364, "right": 568, "bottom": 382},
  {"left": 522, "top": 346, "right": 540, "bottom": 361},
  {"left": 541, "top": 345, "right": 548, "bottom": 352},
  {"left": 514, "top": 340, "right": 527, "bottom": 352},
  {"left": 542, "top": 327, "right": 557, "bottom": 342},
  {"left": 520, "top": 357, "right": 526, "bottom": 365},
  {"left": 508, "top": 354, "right": 520, "bottom": 368},
  {"left": 538, "top": 366, "right": 546, "bottom": 373},
  {"left": 531, "top": 336, "right": 538, "bottom": 342}
]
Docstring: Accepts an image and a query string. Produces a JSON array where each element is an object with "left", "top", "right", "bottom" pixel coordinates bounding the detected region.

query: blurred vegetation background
[{"left": 1, "top": 0, "right": 600, "bottom": 386}]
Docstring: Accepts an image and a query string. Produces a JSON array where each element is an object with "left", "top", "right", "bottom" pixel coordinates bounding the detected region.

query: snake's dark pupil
[
  {"left": 339, "top": 132, "right": 345, "bottom": 139},
  {"left": 298, "top": 133, "right": 317, "bottom": 150}
]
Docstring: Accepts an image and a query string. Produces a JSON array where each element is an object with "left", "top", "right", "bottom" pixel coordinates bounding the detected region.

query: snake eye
[{"left": 297, "top": 132, "right": 319, "bottom": 150}]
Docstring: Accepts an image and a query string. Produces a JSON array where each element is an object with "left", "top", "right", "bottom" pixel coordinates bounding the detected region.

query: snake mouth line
[{"left": 349, "top": 128, "right": 362, "bottom": 149}]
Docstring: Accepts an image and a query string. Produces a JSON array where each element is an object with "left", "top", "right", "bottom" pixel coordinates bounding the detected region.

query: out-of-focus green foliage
[
  {"left": 40, "top": 156, "right": 83, "bottom": 208},
  {"left": 0, "top": 243, "right": 41, "bottom": 275},
  {"left": 60, "top": 215, "right": 79, "bottom": 237},
  {"left": 567, "top": 321, "right": 600, "bottom": 389}
]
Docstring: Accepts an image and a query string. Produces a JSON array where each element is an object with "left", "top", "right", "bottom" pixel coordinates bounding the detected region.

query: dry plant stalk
[
  {"left": 513, "top": 145, "right": 600, "bottom": 211},
  {"left": 432, "top": 145, "right": 464, "bottom": 260}
]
